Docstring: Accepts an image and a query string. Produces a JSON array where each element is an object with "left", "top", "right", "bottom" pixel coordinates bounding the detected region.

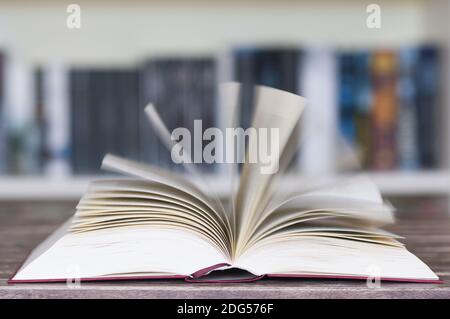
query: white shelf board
[
  {"left": 0, "top": 177, "right": 92, "bottom": 200},
  {"left": 0, "top": 171, "right": 449, "bottom": 200}
]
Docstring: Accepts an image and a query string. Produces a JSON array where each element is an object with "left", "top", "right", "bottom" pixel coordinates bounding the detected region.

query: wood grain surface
[{"left": 0, "top": 201, "right": 449, "bottom": 299}]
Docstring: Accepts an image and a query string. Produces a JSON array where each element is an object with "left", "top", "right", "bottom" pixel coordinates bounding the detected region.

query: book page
[
  {"left": 74, "top": 179, "right": 231, "bottom": 256},
  {"left": 234, "top": 85, "right": 306, "bottom": 256},
  {"left": 235, "top": 236, "right": 438, "bottom": 281},
  {"left": 248, "top": 175, "right": 393, "bottom": 240},
  {"left": 13, "top": 227, "right": 228, "bottom": 281},
  {"left": 101, "top": 154, "right": 230, "bottom": 233}
]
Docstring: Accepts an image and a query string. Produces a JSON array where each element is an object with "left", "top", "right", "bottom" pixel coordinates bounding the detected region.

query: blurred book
[
  {"left": 3, "top": 57, "right": 42, "bottom": 175},
  {"left": 42, "top": 63, "right": 71, "bottom": 176},
  {"left": 70, "top": 68, "right": 140, "bottom": 174},
  {"left": 397, "top": 48, "right": 419, "bottom": 170},
  {"left": 232, "top": 47, "right": 301, "bottom": 171},
  {"left": 371, "top": 51, "right": 397, "bottom": 170},
  {"left": 416, "top": 46, "right": 440, "bottom": 169},
  {"left": 299, "top": 48, "right": 337, "bottom": 175},
  {"left": 232, "top": 47, "right": 300, "bottom": 129},
  {"left": 337, "top": 51, "right": 373, "bottom": 169},
  {"left": 140, "top": 57, "right": 217, "bottom": 173}
]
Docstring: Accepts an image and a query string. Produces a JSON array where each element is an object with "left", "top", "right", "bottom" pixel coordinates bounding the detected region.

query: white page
[
  {"left": 235, "top": 86, "right": 306, "bottom": 251},
  {"left": 14, "top": 227, "right": 228, "bottom": 281}
]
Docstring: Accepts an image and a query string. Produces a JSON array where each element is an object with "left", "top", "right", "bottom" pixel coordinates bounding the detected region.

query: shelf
[{"left": 0, "top": 171, "right": 449, "bottom": 200}]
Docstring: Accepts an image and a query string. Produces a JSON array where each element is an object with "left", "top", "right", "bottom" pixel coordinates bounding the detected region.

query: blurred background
[{"left": 0, "top": 0, "right": 449, "bottom": 216}]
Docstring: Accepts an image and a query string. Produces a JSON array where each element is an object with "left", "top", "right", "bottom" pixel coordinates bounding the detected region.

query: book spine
[
  {"left": 299, "top": 48, "right": 337, "bottom": 175},
  {"left": 156, "top": 60, "right": 175, "bottom": 170},
  {"left": 397, "top": 48, "right": 419, "bottom": 170},
  {"left": 97, "top": 70, "right": 116, "bottom": 173},
  {"left": 233, "top": 47, "right": 300, "bottom": 172},
  {"left": 215, "top": 51, "right": 234, "bottom": 177},
  {"left": 233, "top": 48, "right": 256, "bottom": 129},
  {"left": 70, "top": 69, "right": 91, "bottom": 174},
  {"left": 139, "top": 58, "right": 216, "bottom": 172},
  {"left": 353, "top": 52, "right": 372, "bottom": 169},
  {"left": 32, "top": 67, "right": 46, "bottom": 173},
  {"left": 234, "top": 48, "right": 300, "bottom": 127},
  {"left": 415, "top": 46, "right": 440, "bottom": 169},
  {"left": 42, "top": 63, "right": 71, "bottom": 176},
  {"left": 139, "top": 61, "right": 160, "bottom": 167},
  {"left": 202, "top": 58, "right": 217, "bottom": 173},
  {"left": 119, "top": 69, "right": 140, "bottom": 161},
  {"left": 3, "top": 57, "right": 37, "bottom": 175},
  {"left": 338, "top": 52, "right": 357, "bottom": 147},
  {"left": 370, "top": 51, "right": 398, "bottom": 170}
]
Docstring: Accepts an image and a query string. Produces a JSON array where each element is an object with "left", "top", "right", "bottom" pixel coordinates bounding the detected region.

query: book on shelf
[
  {"left": 298, "top": 48, "right": 337, "bottom": 174},
  {"left": 371, "top": 51, "right": 398, "bottom": 170},
  {"left": 232, "top": 47, "right": 300, "bottom": 129},
  {"left": 337, "top": 51, "right": 373, "bottom": 170},
  {"left": 232, "top": 47, "right": 301, "bottom": 172},
  {"left": 416, "top": 46, "right": 440, "bottom": 169},
  {"left": 70, "top": 68, "right": 140, "bottom": 174},
  {"left": 397, "top": 48, "right": 419, "bottom": 170},
  {"left": 3, "top": 57, "right": 42, "bottom": 175},
  {"left": 140, "top": 57, "right": 217, "bottom": 173},
  {"left": 10, "top": 84, "right": 439, "bottom": 284},
  {"left": 42, "top": 63, "right": 71, "bottom": 176}
]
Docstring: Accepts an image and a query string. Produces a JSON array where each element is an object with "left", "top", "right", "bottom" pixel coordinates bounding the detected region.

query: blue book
[
  {"left": 415, "top": 46, "right": 440, "bottom": 169},
  {"left": 397, "top": 48, "right": 419, "bottom": 170}
]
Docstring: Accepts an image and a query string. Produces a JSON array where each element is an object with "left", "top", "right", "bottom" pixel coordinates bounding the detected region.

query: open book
[{"left": 10, "top": 84, "right": 439, "bottom": 283}]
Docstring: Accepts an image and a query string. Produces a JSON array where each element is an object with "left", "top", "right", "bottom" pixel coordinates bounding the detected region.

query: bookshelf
[{"left": 0, "top": 0, "right": 449, "bottom": 206}]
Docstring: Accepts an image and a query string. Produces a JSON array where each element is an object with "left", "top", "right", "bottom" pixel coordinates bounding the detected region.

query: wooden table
[{"left": 1, "top": 201, "right": 449, "bottom": 299}]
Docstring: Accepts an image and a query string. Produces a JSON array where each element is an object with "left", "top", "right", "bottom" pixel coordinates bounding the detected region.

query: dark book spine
[
  {"left": 70, "top": 69, "right": 92, "bottom": 174},
  {"left": 96, "top": 70, "right": 117, "bottom": 173},
  {"left": 233, "top": 48, "right": 299, "bottom": 129},
  {"left": 188, "top": 59, "right": 216, "bottom": 173},
  {"left": 70, "top": 67, "right": 141, "bottom": 174},
  {"left": 370, "top": 51, "right": 398, "bottom": 170},
  {"left": 139, "top": 58, "right": 216, "bottom": 172},
  {"left": 139, "top": 61, "right": 160, "bottom": 167},
  {"left": 415, "top": 46, "right": 440, "bottom": 169},
  {"left": 33, "top": 67, "right": 46, "bottom": 173},
  {"left": 338, "top": 52, "right": 357, "bottom": 148},
  {"left": 199, "top": 59, "right": 217, "bottom": 173},
  {"left": 353, "top": 52, "right": 372, "bottom": 169},
  {"left": 117, "top": 69, "right": 140, "bottom": 161},
  {"left": 233, "top": 48, "right": 300, "bottom": 172},
  {"left": 233, "top": 48, "right": 257, "bottom": 129}
]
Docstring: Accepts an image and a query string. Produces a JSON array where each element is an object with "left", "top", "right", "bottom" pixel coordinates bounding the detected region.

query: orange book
[{"left": 371, "top": 52, "right": 398, "bottom": 170}]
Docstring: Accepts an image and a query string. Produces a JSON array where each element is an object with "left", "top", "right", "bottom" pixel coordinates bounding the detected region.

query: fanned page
[{"left": 233, "top": 177, "right": 438, "bottom": 282}]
